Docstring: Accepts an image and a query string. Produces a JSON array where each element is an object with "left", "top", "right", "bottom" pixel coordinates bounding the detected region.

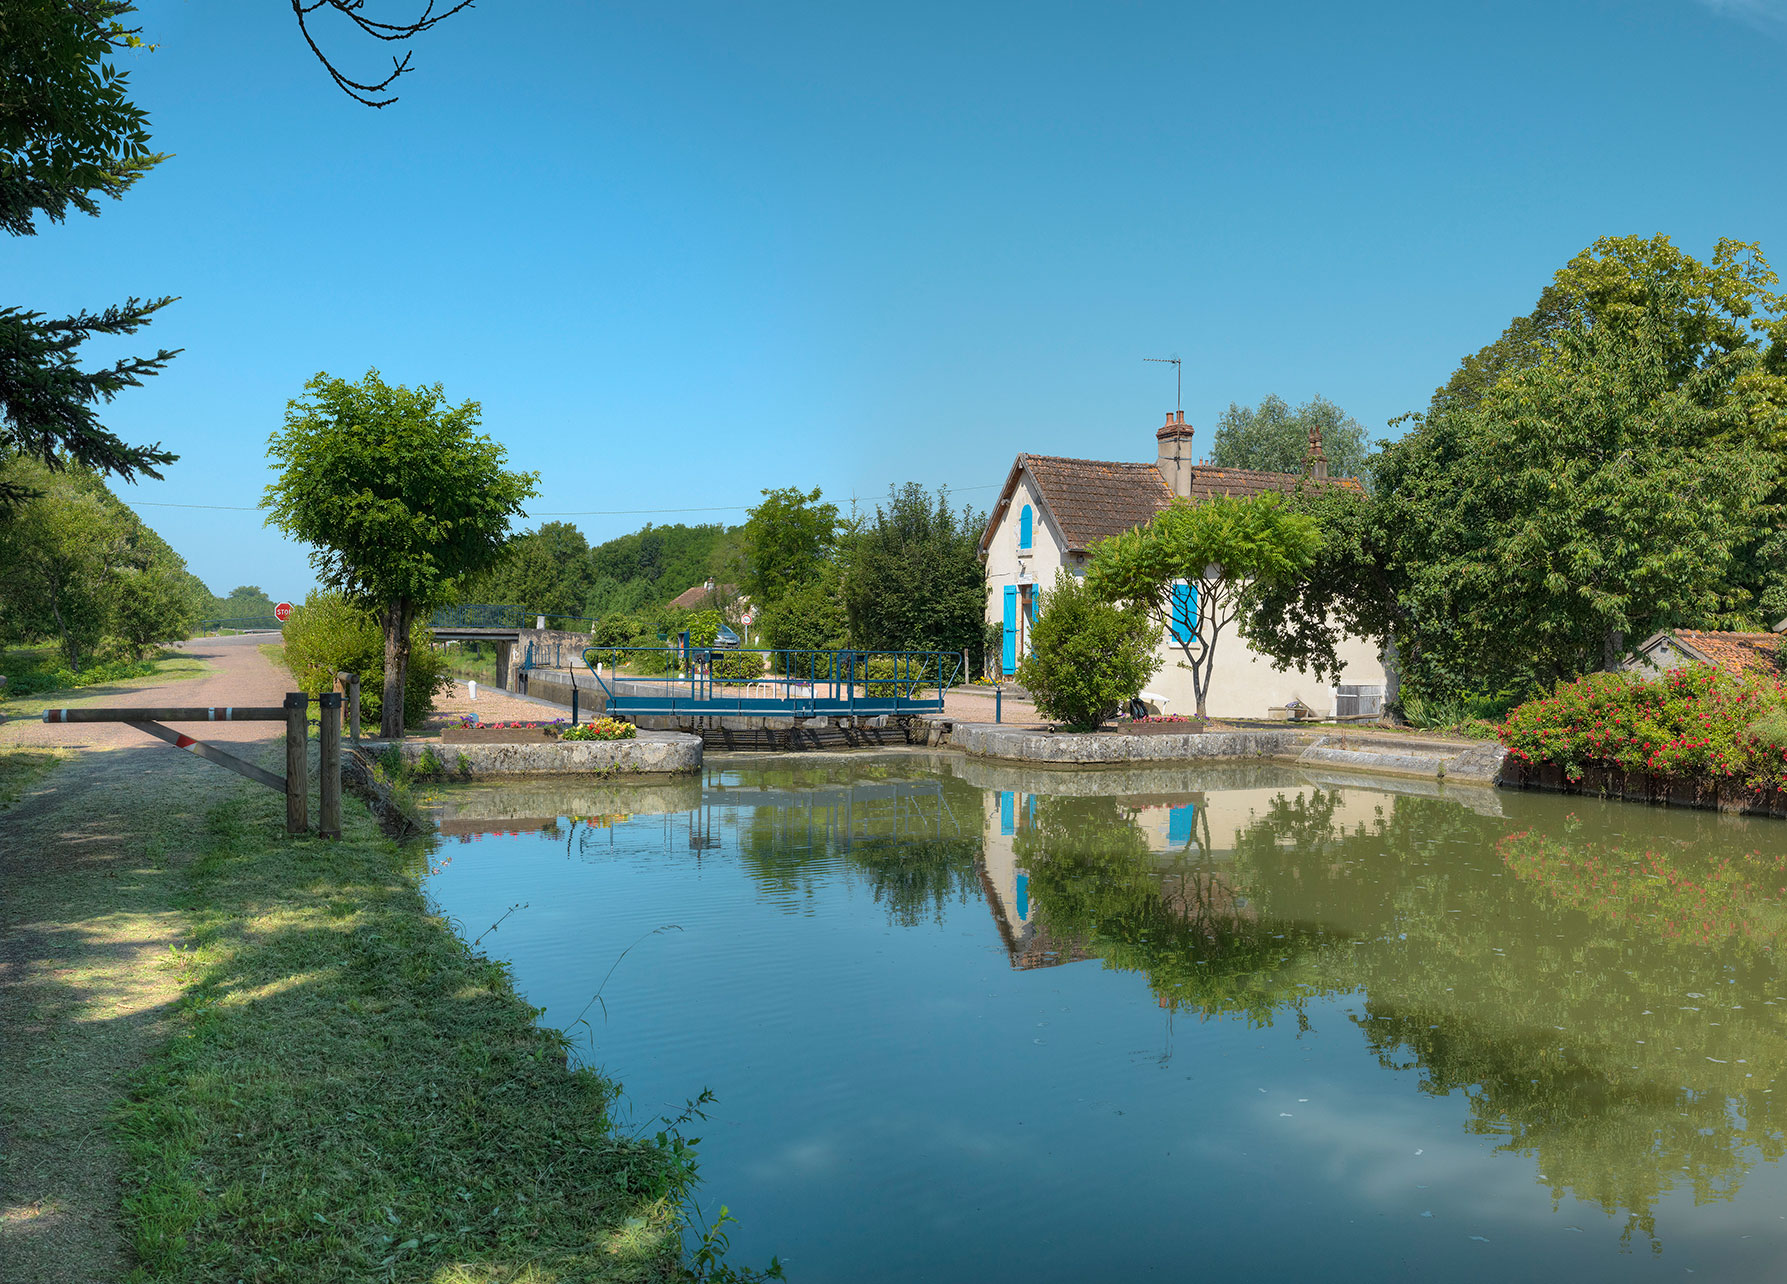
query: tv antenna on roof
[{"left": 1144, "top": 355, "right": 1181, "bottom": 412}]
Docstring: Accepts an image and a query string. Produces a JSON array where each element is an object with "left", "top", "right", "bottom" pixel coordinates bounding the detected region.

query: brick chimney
[
  {"left": 1306, "top": 422, "right": 1328, "bottom": 480},
  {"left": 1156, "top": 410, "right": 1195, "bottom": 497}
]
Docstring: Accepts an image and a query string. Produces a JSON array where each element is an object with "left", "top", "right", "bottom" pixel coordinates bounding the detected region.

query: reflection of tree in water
[
  {"left": 731, "top": 776, "right": 984, "bottom": 927},
  {"left": 1019, "top": 785, "right": 1787, "bottom": 1246},
  {"left": 1015, "top": 793, "right": 1349, "bottom": 1026}
]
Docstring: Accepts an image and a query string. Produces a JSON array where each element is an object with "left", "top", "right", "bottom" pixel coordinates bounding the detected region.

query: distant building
[
  {"left": 668, "top": 579, "right": 743, "bottom": 613},
  {"left": 977, "top": 410, "right": 1387, "bottom": 718},
  {"left": 1624, "top": 625, "right": 1787, "bottom": 679}
]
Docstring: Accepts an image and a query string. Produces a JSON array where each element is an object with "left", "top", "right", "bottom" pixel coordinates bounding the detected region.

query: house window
[
  {"left": 1019, "top": 583, "right": 1034, "bottom": 656},
  {"left": 1018, "top": 504, "right": 1033, "bottom": 551}
]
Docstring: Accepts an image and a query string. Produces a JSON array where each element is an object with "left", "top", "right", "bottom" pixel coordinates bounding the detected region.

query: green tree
[
  {"left": 1085, "top": 493, "right": 1319, "bottom": 720},
  {"left": 740, "top": 486, "right": 840, "bottom": 606},
  {"left": 843, "top": 484, "right": 986, "bottom": 665},
  {"left": 1210, "top": 393, "right": 1372, "bottom": 485},
  {"left": 1243, "top": 235, "right": 1787, "bottom": 707},
  {"left": 0, "top": 0, "right": 177, "bottom": 510},
  {"left": 1015, "top": 570, "right": 1161, "bottom": 730},
  {"left": 460, "top": 520, "right": 594, "bottom": 618},
  {"left": 263, "top": 370, "right": 537, "bottom": 737},
  {"left": 111, "top": 561, "right": 196, "bottom": 655}
]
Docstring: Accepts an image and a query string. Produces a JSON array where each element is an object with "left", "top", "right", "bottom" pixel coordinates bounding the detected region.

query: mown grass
[
  {"left": 0, "top": 746, "right": 64, "bottom": 810},
  {"left": 117, "top": 786, "right": 711, "bottom": 1283},
  {"left": 0, "top": 652, "right": 210, "bottom": 733}
]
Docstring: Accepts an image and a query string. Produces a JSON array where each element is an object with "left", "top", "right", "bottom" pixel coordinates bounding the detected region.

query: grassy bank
[
  {"left": 118, "top": 783, "right": 734, "bottom": 1283},
  {"left": 0, "top": 645, "right": 196, "bottom": 701}
]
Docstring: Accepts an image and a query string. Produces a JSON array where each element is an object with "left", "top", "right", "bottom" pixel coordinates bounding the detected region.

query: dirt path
[{"left": 0, "top": 636, "right": 291, "bottom": 1284}]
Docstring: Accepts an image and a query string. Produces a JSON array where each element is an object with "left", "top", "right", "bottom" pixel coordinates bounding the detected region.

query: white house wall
[{"left": 981, "top": 465, "right": 1388, "bottom": 718}]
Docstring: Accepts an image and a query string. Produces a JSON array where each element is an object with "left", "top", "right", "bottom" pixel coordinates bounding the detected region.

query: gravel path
[
  {"left": 0, "top": 635, "right": 289, "bottom": 1283},
  {"left": 2, "top": 634, "right": 295, "bottom": 752}
]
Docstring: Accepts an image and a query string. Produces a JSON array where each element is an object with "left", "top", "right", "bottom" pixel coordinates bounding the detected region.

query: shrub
[
  {"left": 1499, "top": 666, "right": 1787, "bottom": 785},
  {"left": 712, "top": 649, "right": 765, "bottom": 681},
  {"left": 282, "top": 592, "right": 453, "bottom": 731},
  {"left": 1015, "top": 570, "right": 1161, "bottom": 731}
]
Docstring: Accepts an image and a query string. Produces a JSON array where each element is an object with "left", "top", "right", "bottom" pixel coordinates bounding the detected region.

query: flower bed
[
  {"left": 1498, "top": 667, "right": 1787, "bottom": 805},
  {"left": 560, "top": 717, "right": 636, "bottom": 742}
]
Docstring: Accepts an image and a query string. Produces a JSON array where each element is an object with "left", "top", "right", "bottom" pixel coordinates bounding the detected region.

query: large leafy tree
[
  {"left": 1085, "top": 493, "right": 1319, "bottom": 720},
  {"left": 460, "top": 520, "right": 595, "bottom": 618},
  {"left": 263, "top": 370, "right": 537, "bottom": 736},
  {"left": 1244, "top": 235, "right": 1787, "bottom": 706},
  {"left": 0, "top": 0, "right": 177, "bottom": 510},
  {"left": 1210, "top": 393, "right": 1373, "bottom": 485},
  {"left": 843, "top": 483, "right": 986, "bottom": 664}
]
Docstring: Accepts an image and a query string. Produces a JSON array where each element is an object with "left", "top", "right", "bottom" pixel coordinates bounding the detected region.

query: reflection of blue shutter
[
  {"left": 1019, "top": 505, "right": 1033, "bottom": 550},
  {"left": 1016, "top": 873, "right": 1029, "bottom": 920},
  {"left": 1168, "top": 805, "right": 1195, "bottom": 845},
  {"left": 1003, "top": 586, "right": 1018, "bottom": 671},
  {"left": 1000, "top": 791, "right": 1015, "bottom": 835},
  {"left": 1171, "top": 582, "right": 1198, "bottom": 645}
]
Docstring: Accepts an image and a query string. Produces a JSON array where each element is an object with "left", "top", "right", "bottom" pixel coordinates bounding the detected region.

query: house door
[
  {"left": 1002, "top": 585, "right": 1017, "bottom": 675},
  {"left": 1018, "top": 584, "right": 1034, "bottom": 657}
]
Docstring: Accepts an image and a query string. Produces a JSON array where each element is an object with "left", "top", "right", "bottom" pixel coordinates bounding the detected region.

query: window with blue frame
[
  {"left": 1171, "top": 581, "right": 1198, "bottom": 645},
  {"left": 1168, "top": 804, "right": 1196, "bottom": 846},
  {"left": 1019, "top": 504, "right": 1033, "bottom": 550}
]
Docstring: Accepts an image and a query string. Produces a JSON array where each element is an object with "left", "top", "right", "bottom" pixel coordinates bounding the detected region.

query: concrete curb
[{"left": 372, "top": 729, "right": 702, "bottom": 777}]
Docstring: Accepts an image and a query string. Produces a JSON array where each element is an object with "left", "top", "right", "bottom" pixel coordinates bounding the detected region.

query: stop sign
[{"left": 275, "top": 601, "right": 293, "bottom": 622}]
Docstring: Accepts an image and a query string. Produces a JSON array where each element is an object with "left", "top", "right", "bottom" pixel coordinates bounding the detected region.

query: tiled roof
[
  {"left": 1673, "top": 630, "right": 1784, "bottom": 677},
  {"left": 1184, "top": 466, "right": 1364, "bottom": 502},
  {"left": 1007, "top": 453, "right": 1363, "bottom": 552},
  {"left": 1019, "top": 454, "right": 1172, "bottom": 551},
  {"left": 667, "top": 582, "right": 738, "bottom": 611}
]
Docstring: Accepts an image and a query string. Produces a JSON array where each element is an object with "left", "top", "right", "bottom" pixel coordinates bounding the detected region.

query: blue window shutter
[
  {"left": 1015, "top": 872, "right": 1029, "bottom": 920},
  {"left": 1019, "top": 505, "right": 1033, "bottom": 550},
  {"left": 1168, "top": 805, "right": 1195, "bottom": 846},
  {"left": 1000, "top": 791, "right": 1014, "bottom": 835},
  {"left": 1171, "top": 582, "right": 1197, "bottom": 645},
  {"left": 1002, "top": 586, "right": 1018, "bottom": 671}
]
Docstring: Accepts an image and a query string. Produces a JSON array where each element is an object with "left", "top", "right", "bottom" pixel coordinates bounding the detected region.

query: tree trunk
[
  {"left": 1602, "top": 625, "right": 1625, "bottom": 673},
  {"left": 381, "top": 599, "right": 412, "bottom": 739}
]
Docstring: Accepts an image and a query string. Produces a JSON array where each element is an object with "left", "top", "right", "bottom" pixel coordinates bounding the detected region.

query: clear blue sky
[{"left": 17, "top": 0, "right": 1787, "bottom": 598}]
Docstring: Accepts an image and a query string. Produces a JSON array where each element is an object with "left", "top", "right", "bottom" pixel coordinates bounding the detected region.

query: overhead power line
[{"left": 130, "top": 482, "right": 999, "bottom": 517}]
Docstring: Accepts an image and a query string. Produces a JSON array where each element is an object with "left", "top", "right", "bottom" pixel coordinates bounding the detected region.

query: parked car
[{"left": 688, "top": 624, "right": 742, "bottom": 665}]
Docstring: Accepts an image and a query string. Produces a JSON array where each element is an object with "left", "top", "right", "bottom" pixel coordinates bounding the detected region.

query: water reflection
[
  {"left": 425, "top": 760, "right": 1787, "bottom": 1271},
  {"left": 992, "top": 780, "right": 1787, "bottom": 1250}
]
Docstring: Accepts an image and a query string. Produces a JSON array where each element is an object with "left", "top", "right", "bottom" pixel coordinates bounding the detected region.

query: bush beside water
[{"left": 1500, "top": 667, "right": 1787, "bottom": 787}]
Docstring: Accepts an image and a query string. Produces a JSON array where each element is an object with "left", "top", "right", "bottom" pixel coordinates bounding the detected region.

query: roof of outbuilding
[
  {"left": 667, "top": 582, "right": 738, "bottom": 611},
  {"left": 1659, "top": 629, "right": 1785, "bottom": 678}
]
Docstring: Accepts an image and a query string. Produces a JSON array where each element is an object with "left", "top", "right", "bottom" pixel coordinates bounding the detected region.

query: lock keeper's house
[{"left": 977, "top": 411, "right": 1388, "bottom": 720}]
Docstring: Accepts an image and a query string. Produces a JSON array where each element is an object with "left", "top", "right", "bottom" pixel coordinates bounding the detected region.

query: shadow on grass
[{"left": 115, "top": 785, "right": 768, "bottom": 1284}]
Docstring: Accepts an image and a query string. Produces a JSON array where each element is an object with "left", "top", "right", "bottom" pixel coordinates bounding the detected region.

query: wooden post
[
  {"left": 318, "top": 691, "right": 342, "bottom": 839},
  {"left": 338, "top": 671, "right": 361, "bottom": 745},
  {"left": 284, "top": 692, "right": 309, "bottom": 836}
]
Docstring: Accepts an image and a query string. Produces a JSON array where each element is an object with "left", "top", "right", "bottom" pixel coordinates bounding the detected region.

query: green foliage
[
  {"left": 459, "top": 520, "right": 595, "bottom": 617},
  {"left": 280, "top": 591, "right": 453, "bottom": 731},
  {"left": 0, "top": 644, "right": 160, "bottom": 696},
  {"left": 843, "top": 483, "right": 987, "bottom": 664},
  {"left": 711, "top": 649, "right": 765, "bottom": 681},
  {"left": 1499, "top": 666, "right": 1787, "bottom": 785},
  {"left": 0, "top": 456, "right": 195, "bottom": 664},
  {"left": 1086, "top": 492, "right": 1319, "bottom": 719},
  {"left": 739, "top": 486, "right": 839, "bottom": 606},
  {"left": 686, "top": 609, "right": 723, "bottom": 648},
  {"left": 0, "top": 1, "right": 177, "bottom": 509},
  {"left": 1245, "top": 235, "right": 1787, "bottom": 707},
  {"left": 264, "top": 369, "right": 537, "bottom": 736},
  {"left": 757, "top": 571, "right": 847, "bottom": 653},
  {"left": 1211, "top": 393, "right": 1373, "bottom": 486},
  {"left": 1015, "top": 570, "right": 1161, "bottom": 730}
]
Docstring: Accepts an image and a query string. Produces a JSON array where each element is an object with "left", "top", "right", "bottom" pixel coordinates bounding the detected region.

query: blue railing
[{"left": 582, "top": 647, "right": 960, "bottom": 716}]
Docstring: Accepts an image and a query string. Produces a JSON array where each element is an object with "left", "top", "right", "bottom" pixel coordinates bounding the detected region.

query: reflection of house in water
[
  {"left": 977, "top": 785, "right": 1379, "bottom": 972},
  {"left": 978, "top": 789, "right": 1209, "bottom": 970}
]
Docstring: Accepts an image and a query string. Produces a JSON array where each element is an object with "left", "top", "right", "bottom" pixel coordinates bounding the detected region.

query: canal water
[{"left": 422, "top": 756, "right": 1787, "bottom": 1281}]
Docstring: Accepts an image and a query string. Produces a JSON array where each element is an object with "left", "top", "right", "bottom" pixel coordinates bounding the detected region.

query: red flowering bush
[{"left": 1500, "top": 667, "right": 1787, "bottom": 786}]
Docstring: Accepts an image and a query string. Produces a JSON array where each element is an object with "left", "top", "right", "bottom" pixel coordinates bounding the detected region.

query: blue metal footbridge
[{"left": 583, "top": 646, "right": 960, "bottom": 717}]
